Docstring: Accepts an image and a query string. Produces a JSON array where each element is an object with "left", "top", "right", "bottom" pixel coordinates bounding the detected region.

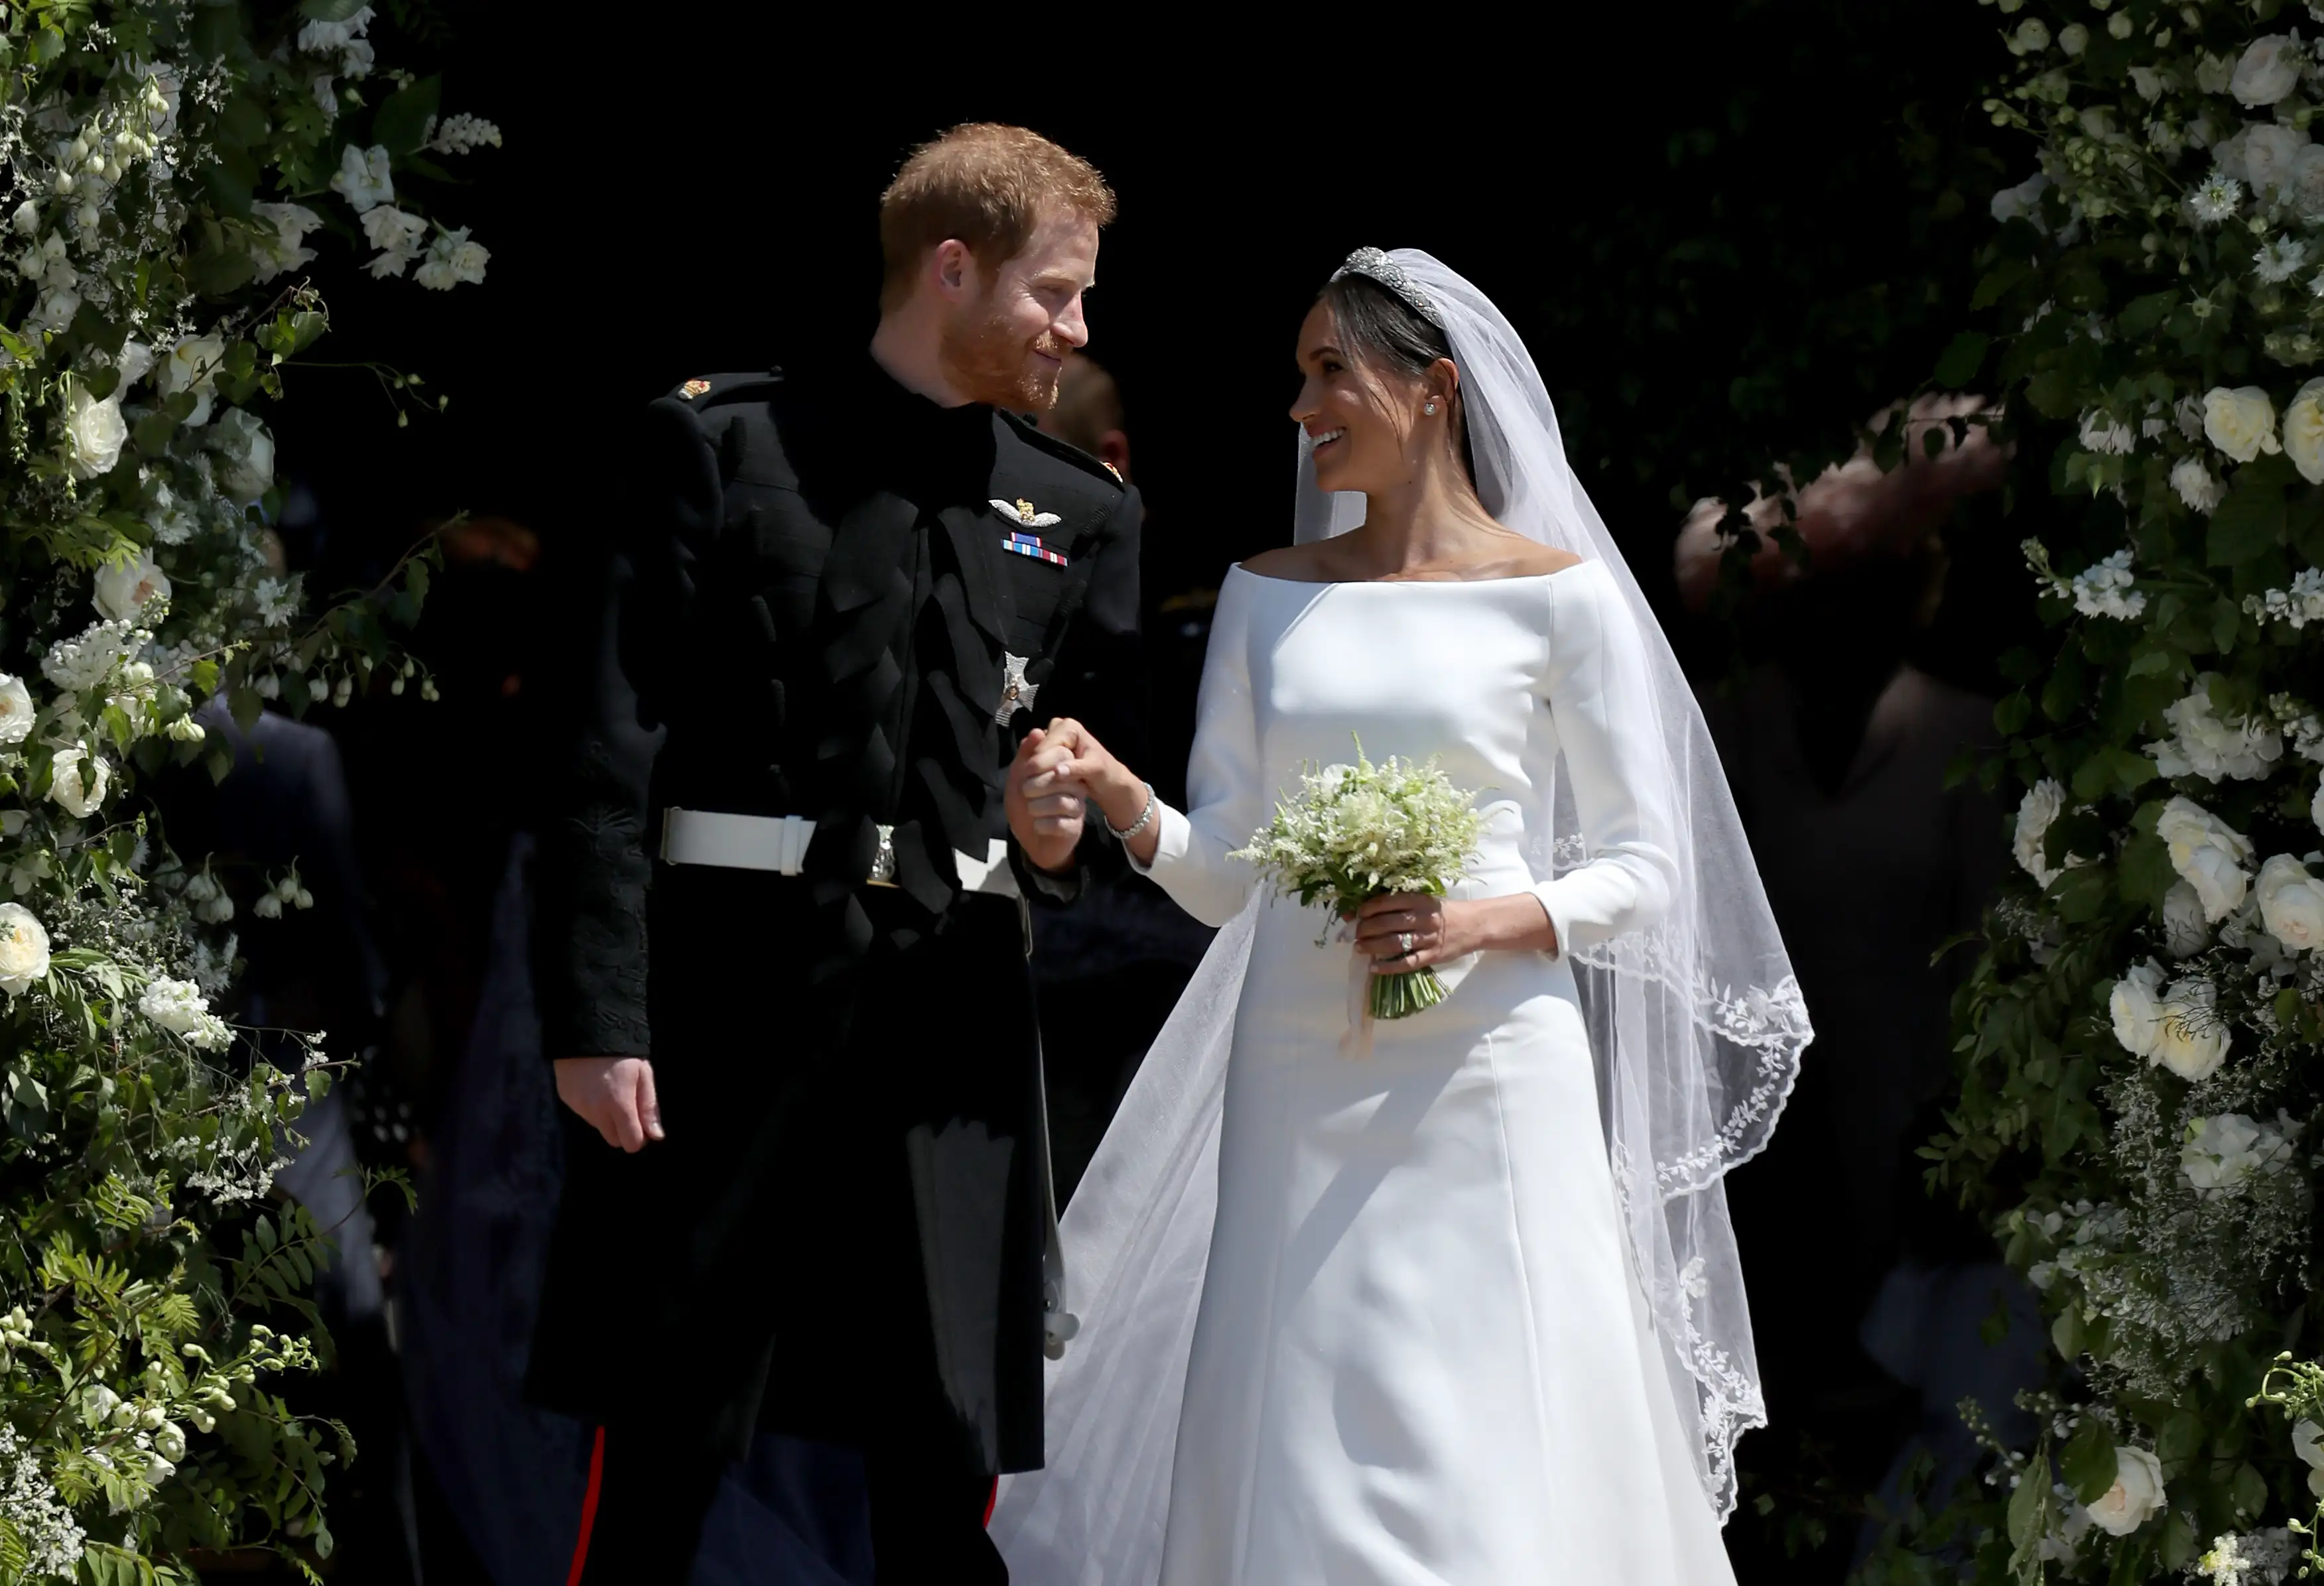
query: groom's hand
[
  {"left": 1007, "top": 726, "right": 1086, "bottom": 873},
  {"left": 555, "top": 1056, "right": 665, "bottom": 1152}
]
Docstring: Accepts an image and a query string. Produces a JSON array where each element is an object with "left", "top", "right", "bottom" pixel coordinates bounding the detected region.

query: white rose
[
  {"left": 2163, "top": 881, "right": 2212, "bottom": 958},
  {"left": 157, "top": 334, "right": 224, "bottom": 427},
  {"left": 2234, "top": 34, "right": 2306, "bottom": 106},
  {"left": 0, "top": 674, "right": 32, "bottom": 747},
  {"left": 2088, "top": 1445, "right": 2167, "bottom": 1536},
  {"left": 47, "top": 745, "right": 107, "bottom": 818},
  {"left": 2110, "top": 959, "right": 2167, "bottom": 1056},
  {"left": 63, "top": 383, "right": 126, "bottom": 480},
  {"left": 2205, "top": 386, "right": 2283, "bottom": 463},
  {"left": 2293, "top": 145, "right": 2324, "bottom": 219},
  {"left": 2157, "top": 796, "right": 2256, "bottom": 922},
  {"left": 328, "top": 143, "right": 393, "bottom": 212},
  {"left": 0, "top": 904, "right": 51, "bottom": 996},
  {"left": 2244, "top": 123, "right": 2312, "bottom": 201},
  {"left": 210, "top": 408, "right": 275, "bottom": 505},
  {"left": 2153, "top": 974, "right": 2231, "bottom": 1081},
  {"left": 2287, "top": 379, "right": 2324, "bottom": 485},
  {"left": 2171, "top": 456, "right": 2226, "bottom": 514},
  {"left": 92, "top": 548, "right": 170, "bottom": 623},
  {"left": 2014, "top": 779, "right": 2075, "bottom": 886},
  {"left": 2256, "top": 853, "right": 2324, "bottom": 952}
]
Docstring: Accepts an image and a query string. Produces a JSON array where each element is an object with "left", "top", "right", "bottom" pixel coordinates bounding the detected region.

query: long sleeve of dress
[
  {"left": 1131, "top": 574, "right": 1261, "bottom": 928},
  {"left": 1532, "top": 567, "right": 1682, "bottom": 957}
]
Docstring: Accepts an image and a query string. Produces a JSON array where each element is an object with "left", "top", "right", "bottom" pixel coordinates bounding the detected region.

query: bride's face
[{"left": 1291, "top": 302, "right": 1426, "bottom": 494}]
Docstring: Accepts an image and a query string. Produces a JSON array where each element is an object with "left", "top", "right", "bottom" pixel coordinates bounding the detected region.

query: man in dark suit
[{"left": 529, "top": 123, "right": 1141, "bottom": 1585}]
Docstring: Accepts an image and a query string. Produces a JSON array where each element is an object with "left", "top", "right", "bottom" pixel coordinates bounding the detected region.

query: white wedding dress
[{"left": 1068, "top": 559, "right": 1735, "bottom": 1583}]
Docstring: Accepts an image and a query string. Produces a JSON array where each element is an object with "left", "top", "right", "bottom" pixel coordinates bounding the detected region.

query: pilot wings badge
[
  {"left": 994, "top": 499, "right": 1068, "bottom": 566},
  {"left": 993, "top": 497, "right": 1062, "bottom": 529}
]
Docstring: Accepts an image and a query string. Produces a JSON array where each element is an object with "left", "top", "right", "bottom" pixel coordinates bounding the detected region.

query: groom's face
[{"left": 939, "top": 209, "right": 1098, "bottom": 411}]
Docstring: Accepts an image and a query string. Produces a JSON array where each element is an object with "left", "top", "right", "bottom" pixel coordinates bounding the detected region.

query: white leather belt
[{"left": 659, "top": 808, "right": 1020, "bottom": 898}]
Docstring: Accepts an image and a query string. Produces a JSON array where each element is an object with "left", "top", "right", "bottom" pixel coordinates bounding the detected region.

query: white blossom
[
  {"left": 2158, "top": 795, "right": 2256, "bottom": 922},
  {"left": 2153, "top": 974, "right": 2232, "bottom": 1081},
  {"left": 2285, "top": 379, "right": 2324, "bottom": 485},
  {"left": 426, "top": 113, "right": 502, "bottom": 155},
  {"left": 63, "top": 383, "right": 126, "bottom": 480},
  {"left": 2257, "top": 235, "right": 2312, "bottom": 284},
  {"left": 2110, "top": 958, "right": 2167, "bottom": 1056},
  {"left": 2009, "top": 17, "right": 2052, "bottom": 54},
  {"left": 2079, "top": 408, "right": 2136, "bottom": 456},
  {"left": 2256, "top": 853, "right": 2324, "bottom": 952},
  {"left": 2181, "top": 1112, "right": 2299, "bottom": 1195},
  {"left": 2172, "top": 455, "right": 2227, "bottom": 513},
  {"left": 2150, "top": 676, "right": 2284, "bottom": 782},
  {"left": 47, "top": 746, "right": 108, "bottom": 819},
  {"left": 0, "top": 1428, "right": 84, "bottom": 1577},
  {"left": 340, "top": 37, "right": 375, "bottom": 78},
  {"left": 92, "top": 549, "right": 170, "bottom": 624},
  {"left": 0, "top": 904, "right": 51, "bottom": 996},
  {"left": 2195, "top": 1525, "right": 2299, "bottom": 1584},
  {"left": 251, "top": 576, "right": 300, "bottom": 627},
  {"left": 2246, "top": 123, "right": 2313, "bottom": 202},
  {"left": 328, "top": 143, "right": 393, "bottom": 212},
  {"left": 2246, "top": 567, "right": 2324, "bottom": 628},
  {"left": 2089, "top": 1445, "right": 2167, "bottom": 1535},
  {"left": 2069, "top": 548, "right": 2146, "bottom": 620},
  {"left": 2164, "top": 881, "right": 2212, "bottom": 958},
  {"left": 157, "top": 334, "right": 224, "bottom": 427},
  {"left": 2190, "top": 172, "right": 2246, "bottom": 224},
  {"left": 1992, "top": 172, "right": 2051, "bottom": 225},
  {"left": 210, "top": 408, "right": 275, "bottom": 505},
  {"left": 413, "top": 225, "right": 488, "bottom": 290},
  {"left": 2205, "top": 386, "right": 2282, "bottom": 461},
  {"left": 2234, "top": 34, "right": 2307, "bottom": 105},
  {"left": 0, "top": 675, "right": 32, "bottom": 747},
  {"left": 249, "top": 202, "right": 322, "bottom": 284},
  {"left": 39, "top": 619, "right": 142, "bottom": 694},
  {"left": 2014, "top": 778, "right": 2081, "bottom": 884},
  {"left": 137, "top": 976, "right": 229, "bottom": 1050},
  {"left": 357, "top": 204, "right": 426, "bottom": 277},
  {"left": 296, "top": 7, "right": 373, "bottom": 52}
]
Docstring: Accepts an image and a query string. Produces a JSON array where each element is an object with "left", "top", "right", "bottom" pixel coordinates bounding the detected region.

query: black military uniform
[{"left": 529, "top": 355, "right": 1140, "bottom": 1583}]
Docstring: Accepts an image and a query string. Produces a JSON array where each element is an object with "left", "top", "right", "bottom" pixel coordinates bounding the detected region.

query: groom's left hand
[{"left": 1007, "top": 726, "right": 1086, "bottom": 873}]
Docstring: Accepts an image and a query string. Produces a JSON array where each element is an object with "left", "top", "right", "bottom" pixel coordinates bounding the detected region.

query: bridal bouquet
[{"left": 1232, "top": 739, "right": 1486, "bottom": 1020}]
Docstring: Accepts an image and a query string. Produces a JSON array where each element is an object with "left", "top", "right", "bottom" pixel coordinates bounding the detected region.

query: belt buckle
[{"left": 867, "top": 823, "right": 898, "bottom": 888}]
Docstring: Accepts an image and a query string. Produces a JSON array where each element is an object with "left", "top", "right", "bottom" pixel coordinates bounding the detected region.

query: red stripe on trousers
[
  {"left": 564, "top": 1425, "right": 607, "bottom": 1586},
  {"left": 985, "top": 1477, "right": 999, "bottom": 1528}
]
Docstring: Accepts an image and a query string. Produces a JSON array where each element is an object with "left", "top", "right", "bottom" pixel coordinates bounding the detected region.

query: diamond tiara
[{"left": 1328, "top": 247, "right": 1445, "bottom": 330}]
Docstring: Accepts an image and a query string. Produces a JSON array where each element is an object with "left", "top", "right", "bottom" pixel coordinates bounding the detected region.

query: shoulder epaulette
[
  {"left": 998, "top": 408, "right": 1128, "bottom": 493},
  {"left": 661, "top": 369, "right": 785, "bottom": 409}
]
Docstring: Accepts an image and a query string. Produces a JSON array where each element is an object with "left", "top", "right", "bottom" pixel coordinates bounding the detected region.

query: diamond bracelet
[{"left": 1106, "top": 781, "right": 1157, "bottom": 842}]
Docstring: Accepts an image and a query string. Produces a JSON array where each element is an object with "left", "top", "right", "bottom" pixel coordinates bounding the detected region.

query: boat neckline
[{"left": 1225, "top": 558, "right": 1597, "bottom": 589}]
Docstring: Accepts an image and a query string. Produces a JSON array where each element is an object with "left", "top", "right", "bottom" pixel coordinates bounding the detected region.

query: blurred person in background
[
  {"left": 1031, "top": 353, "right": 1212, "bottom": 1199},
  {"left": 1676, "top": 397, "right": 2040, "bottom": 1580}
]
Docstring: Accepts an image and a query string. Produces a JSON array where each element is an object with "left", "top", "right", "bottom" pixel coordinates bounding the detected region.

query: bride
[{"left": 992, "top": 250, "right": 1811, "bottom": 1583}]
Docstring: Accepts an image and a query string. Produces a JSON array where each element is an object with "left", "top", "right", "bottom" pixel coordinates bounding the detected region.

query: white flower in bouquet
[
  {"left": 359, "top": 204, "right": 426, "bottom": 276},
  {"left": 2181, "top": 1111, "right": 2297, "bottom": 1195},
  {"left": 1992, "top": 172, "right": 2049, "bottom": 225},
  {"left": 47, "top": 747, "right": 108, "bottom": 819},
  {"left": 2014, "top": 778, "right": 2079, "bottom": 884},
  {"left": 40, "top": 619, "right": 141, "bottom": 694},
  {"left": 2158, "top": 796, "right": 2256, "bottom": 921},
  {"left": 2313, "top": 778, "right": 2324, "bottom": 837},
  {"left": 297, "top": 5, "right": 372, "bottom": 51},
  {"left": 2196, "top": 1527, "right": 2301, "bottom": 1582},
  {"left": 2293, "top": 145, "right": 2324, "bottom": 218},
  {"left": 2088, "top": 1445, "right": 2167, "bottom": 1536},
  {"left": 2234, "top": 35, "right": 2307, "bottom": 105},
  {"left": 2294, "top": 1420, "right": 2324, "bottom": 1498},
  {"left": 2256, "top": 236, "right": 2311, "bottom": 285},
  {"left": 157, "top": 334, "right": 224, "bottom": 426},
  {"left": 93, "top": 548, "right": 170, "bottom": 623},
  {"left": 210, "top": 408, "right": 275, "bottom": 504},
  {"left": 2244, "top": 123, "right": 2313, "bottom": 202},
  {"left": 2285, "top": 379, "right": 2324, "bottom": 483},
  {"left": 2173, "top": 456, "right": 2227, "bottom": 514},
  {"left": 2190, "top": 172, "right": 2246, "bottom": 225},
  {"left": 137, "top": 977, "right": 228, "bottom": 1050},
  {"left": 249, "top": 202, "right": 321, "bottom": 284},
  {"left": 328, "top": 143, "right": 393, "bottom": 212},
  {"left": 427, "top": 113, "right": 502, "bottom": 155},
  {"left": 2150, "top": 676, "right": 2283, "bottom": 782},
  {"left": 2070, "top": 549, "right": 2145, "bottom": 620},
  {"left": 2257, "top": 853, "right": 2324, "bottom": 952},
  {"left": 2163, "top": 881, "right": 2213, "bottom": 958},
  {"left": 0, "top": 904, "right": 51, "bottom": 996},
  {"left": 1230, "top": 738, "right": 1486, "bottom": 1021},
  {"left": 2110, "top": 959, "right": 2167, "bottom": 1056},
  {"left": 413, "top": 225, "right": 487, "bottom": 290},
  {"left": 2153, "top": 974, "right": 2232, "bottom": 1080},
  {"left": 63, "top": 382, "right": 126, "bottom": 480},
  {"left": 2205, "top": 386, "right": 2282, "bottom": 461},
  {"left": 2079, "top": 409, "right": 2136, "bottom": 456},
  {"left": 0, "top": 674, "right": 32, "bottom": 747},
  {"left": 2007, "top": 17, "right": 2050, "bottom": 54}
]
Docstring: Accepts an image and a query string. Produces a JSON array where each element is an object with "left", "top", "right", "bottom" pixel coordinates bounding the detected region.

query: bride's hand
[
  {"left": 1043, "top": 718, "right": 1149, "bottom": 832},
  {"left": 1351, "top": 893, "right": 1559, "bottom": 970}
]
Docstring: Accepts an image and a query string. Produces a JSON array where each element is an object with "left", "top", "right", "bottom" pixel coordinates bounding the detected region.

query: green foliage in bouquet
[
  {"left": 1856, "top": 1, "right": 2324, "bottom": 1580},
  {"left": 1232, "top": 738, "right": 1486, "bottom": 1021},
  {"left": 0, "top": 3, "right": 492, "bottom": 1579}
]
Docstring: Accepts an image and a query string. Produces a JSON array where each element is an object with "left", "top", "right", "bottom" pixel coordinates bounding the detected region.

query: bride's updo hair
[{"left": 1315, "top": 274, "right": 1479, "bottom": 488}]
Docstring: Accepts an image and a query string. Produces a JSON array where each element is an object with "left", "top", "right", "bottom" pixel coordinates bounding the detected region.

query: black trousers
[{"left": 573, "top": 1419, "right": 1004, "bottom": 1585}]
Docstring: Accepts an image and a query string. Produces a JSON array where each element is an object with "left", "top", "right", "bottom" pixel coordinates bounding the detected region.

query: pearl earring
[{"left": 1424, "top": 401, "right": 1438, "bottom": 416}]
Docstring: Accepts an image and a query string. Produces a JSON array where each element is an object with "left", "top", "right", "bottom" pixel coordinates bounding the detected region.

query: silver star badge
[{"left": 996, "top": 651, "right": 1039, "bottom": 725}]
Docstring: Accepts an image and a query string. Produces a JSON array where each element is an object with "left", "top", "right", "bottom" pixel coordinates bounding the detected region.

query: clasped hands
[{"left": 1008, "top": 719, "right": 1559, "bottom": 971}]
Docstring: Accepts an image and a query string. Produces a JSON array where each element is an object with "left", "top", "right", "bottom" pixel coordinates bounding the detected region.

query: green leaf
[
  {"left": 2118, "top": 831, "right": 2177, "bottom": 906},
  {"left": 1972, "top": 258, "right": 2032, "bottom": 311},
  {"left": 2053, "top": 1304, "right": 2085, "bottom": 1361},
  {"left": 2008, "top": 1444, "right": 2054, "bottom": 1552},
  {"left": 1995, "top": 691, "right": 2032, "bottom": 736},
  {"left": 1934, "top": 331, "right": 1990, "bottom": 388},
  {"left": 373, "top": 76, "right": 442, "bottom": 158},
  {"left": 2061, "top": 1414, "right": 2119, "bottom": 1504},
  {"left": 2157, "top": 1408, "right": 2203, "bottom": 1466},
  {"left": 2208, "top": 463, "right": 2290, "bottom": 567},
  {"left": 300, "top": 0, "right": 373, "bottom": 16}
]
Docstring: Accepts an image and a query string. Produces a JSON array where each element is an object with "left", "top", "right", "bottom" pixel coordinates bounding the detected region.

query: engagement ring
[{"left": 1399, "top": 932, "right": 1416, "bottom": 955}]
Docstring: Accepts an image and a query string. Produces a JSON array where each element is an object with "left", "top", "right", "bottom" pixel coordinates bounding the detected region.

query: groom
[{"left": 529, "top": 123, "right": 1141, "bottom": 1583}]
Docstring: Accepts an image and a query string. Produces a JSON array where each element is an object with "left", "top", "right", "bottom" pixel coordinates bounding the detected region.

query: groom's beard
[{"left": 942, "top": 306, "right": 1066, "bottom": 412}]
